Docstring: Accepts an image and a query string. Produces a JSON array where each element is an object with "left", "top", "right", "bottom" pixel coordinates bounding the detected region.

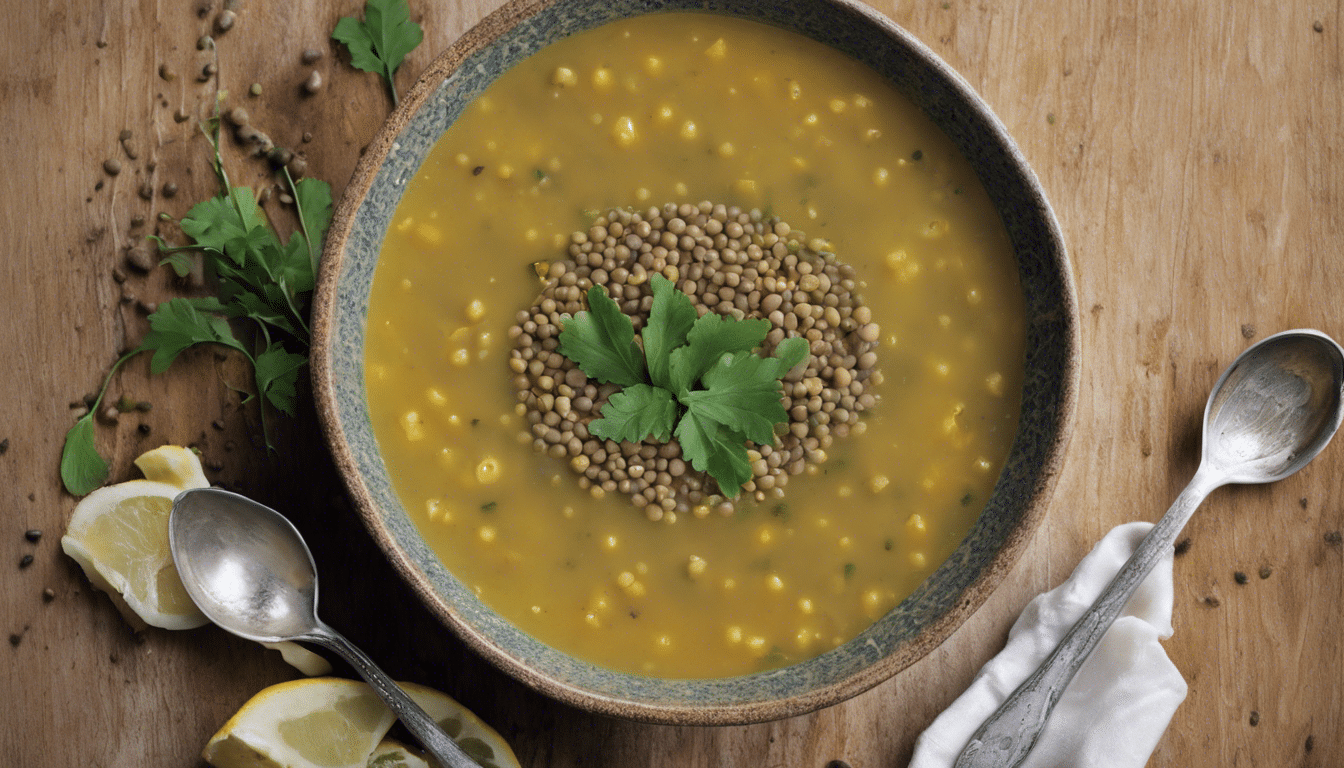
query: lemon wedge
[
  {"left": 202, "top": 678, "right": 519, "bottom": 768},
  {"left": 60, "top": 445, "right": 333, "bottom": 675},
  {"left": 402, "top": 682, "right": 520, "bottom": 768},
  {"left": 204, "top": 677, "right": 398, "bottom": 768},
  {"left": 61, "top": 445, "right": 211, "bottom": 630}
]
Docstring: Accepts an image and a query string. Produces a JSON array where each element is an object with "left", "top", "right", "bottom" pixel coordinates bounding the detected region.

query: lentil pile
[{"left": 508, "top": 202, "right": 882, "bottom": 520}]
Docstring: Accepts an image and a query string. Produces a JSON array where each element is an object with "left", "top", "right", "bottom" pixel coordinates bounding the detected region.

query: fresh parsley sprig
[
  {"left": 332, "top": 0, "right": 424, "bottom": 108},
  {"left": 59, "top": 118, "right": 333, "bottom": 497},
  {"left": 557, "top": 275, "right": 808, "bottom": 497}
]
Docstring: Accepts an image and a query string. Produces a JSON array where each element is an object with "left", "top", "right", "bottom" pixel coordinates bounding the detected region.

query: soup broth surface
[{"left": 365, "top": 12, "right": 1025, "bottom": 678}]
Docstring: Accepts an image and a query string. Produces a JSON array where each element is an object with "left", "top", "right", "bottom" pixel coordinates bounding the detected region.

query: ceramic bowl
[{"left": 313, "top": 0, "right": 1078, "bottom": 725}]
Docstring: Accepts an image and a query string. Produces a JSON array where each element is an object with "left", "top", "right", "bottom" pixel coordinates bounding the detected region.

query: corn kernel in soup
[{"left": 365, "top": 13, "right": 1025, "bottom": 679}]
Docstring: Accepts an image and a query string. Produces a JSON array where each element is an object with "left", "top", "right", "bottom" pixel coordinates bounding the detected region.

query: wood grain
[{"left": 2, "top": 0, "right": 1340, "bottom": 766}]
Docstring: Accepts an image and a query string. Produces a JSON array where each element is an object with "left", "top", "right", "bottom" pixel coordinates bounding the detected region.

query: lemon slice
[
  {"left": 402, "top": 682, "right": 520, "bottom": 768},
  {"left": 60, "top": 445, "right": 334, "bottom": 675},
  {"left": 62, "top": 471, "right": 209, "bottom": 630},
  {"left": 204, "top": 677, "right": 398, "bottom": 768},
  {"left": 367, "top": 739, "right": 431, "bottom": 768}
]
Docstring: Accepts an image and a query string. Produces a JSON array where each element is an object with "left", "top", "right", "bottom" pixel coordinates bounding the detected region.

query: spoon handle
[
  {"left": 953, "top": 468, "right": 1222, "bottom": 768},
  {"left": 303, "top": 624, "right": 479, "bottom": 768}
]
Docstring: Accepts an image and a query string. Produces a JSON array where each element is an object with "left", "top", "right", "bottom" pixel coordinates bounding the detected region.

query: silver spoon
[
  {"left": 955, "top": 328, "right": 1344, "bottom": 768},
  {"left": 169, "top": 487, "right": 478, "bottom": 768}
]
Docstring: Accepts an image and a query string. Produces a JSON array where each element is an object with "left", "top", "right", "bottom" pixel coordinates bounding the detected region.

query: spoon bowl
[
  {"left": 169, "top": 487, "right": 480, "bottom": 768},
  {"left": 1202, "top": 330, "right": 1344, "bottom": 483},
  {"left": 169, "top": 488, "right": 318, "bottom": 642}
]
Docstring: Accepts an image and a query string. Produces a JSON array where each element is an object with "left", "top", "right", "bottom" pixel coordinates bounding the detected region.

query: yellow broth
[{"left": 364, "top": 13, "right": 1025, "bottom": 678}]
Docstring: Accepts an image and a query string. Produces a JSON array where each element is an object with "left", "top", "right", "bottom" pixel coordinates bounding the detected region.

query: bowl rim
[{"left": 312, "top": 0, "right": 1079, "bottom": 725}]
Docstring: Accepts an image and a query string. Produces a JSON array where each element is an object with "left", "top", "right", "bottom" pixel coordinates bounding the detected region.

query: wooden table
[{"left": 3, "top": 0, "right": 1340, "bottom": 765}]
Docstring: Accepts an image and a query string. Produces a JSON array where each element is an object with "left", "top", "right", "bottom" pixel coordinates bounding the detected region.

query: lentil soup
[{"left": 364, "top": 12, "right": 1026, "bottom": 678}]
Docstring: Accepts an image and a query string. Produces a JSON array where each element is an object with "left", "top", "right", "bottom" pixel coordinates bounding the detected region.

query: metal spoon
[
  {"left": 169, "top": 487, "right": 478, "bottom": 768},
  {"left": 955, "top": 328, "right": 1344, "bottom": 768}
]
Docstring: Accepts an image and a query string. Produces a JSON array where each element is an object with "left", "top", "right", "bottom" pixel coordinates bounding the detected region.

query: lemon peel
[{"left": 204, "top": 677, "right": 397, "bottom": 768}]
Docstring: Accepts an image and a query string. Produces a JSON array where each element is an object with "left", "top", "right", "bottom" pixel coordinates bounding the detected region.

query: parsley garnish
[
  {"left": 557, "top": 275, "right": 807, "bottom": 498},
  {"left": 332, "top": 0, "right": 424, "bottom": 108},
  {"left": 58, "top": 117, "right": 332, "bottom": 496}
]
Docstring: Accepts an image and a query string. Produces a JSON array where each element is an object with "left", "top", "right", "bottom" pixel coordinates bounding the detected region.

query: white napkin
[{"left": 910, "top": 522, "right": 1188, "bottom": 768}]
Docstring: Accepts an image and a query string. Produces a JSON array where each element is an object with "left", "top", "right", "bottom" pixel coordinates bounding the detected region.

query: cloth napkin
[{"left": 910, "top": 522, "right": 1188, "bottom": 768}]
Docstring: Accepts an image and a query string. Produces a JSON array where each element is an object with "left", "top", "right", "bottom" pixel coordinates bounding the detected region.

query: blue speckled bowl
[{"left": 313, "top": 0, "right": 1079, "bottom": 725}]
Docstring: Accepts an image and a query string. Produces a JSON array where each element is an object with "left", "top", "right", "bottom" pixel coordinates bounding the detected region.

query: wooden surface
[{"left": 3, "top": 0, "right": 1341, "bottom": 765}]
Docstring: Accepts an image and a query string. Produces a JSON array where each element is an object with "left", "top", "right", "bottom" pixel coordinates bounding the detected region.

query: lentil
[{"left": 511, "top": 203, "right": 879, "bottom": 518}]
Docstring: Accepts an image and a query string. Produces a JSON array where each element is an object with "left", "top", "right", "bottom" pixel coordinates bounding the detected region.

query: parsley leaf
[
  {"left": 557, "top": 285, "right": 647, "bottom": 386},
  {"left": 666, "top": 312, "right": 771, "bottom": 395},
  {"left": 253, "top": 343, "right": 307, "bottom": 416},
  {"left": 332, "top": 0, "right": 424, "bottom": 107},
  {"left": 558, "top": 275, "right": 814, "bottom": 498},
  {"left": 681, "top": 352, "right": 791, "bottom": 446},
  {"left": 139, "top": 298, "right": 246, "bottom": 374},
  {"left": 674, "top": 410, "right": 754, "bottom": 495},
  {"left": 642, "top": 275, "right": 698, "bottom": 389},
  {"left": 589, "top": 383, "right": 678, "bottom": 443},
  {"left": 60, "top": 415, "right": 108, "bottom": 497}
]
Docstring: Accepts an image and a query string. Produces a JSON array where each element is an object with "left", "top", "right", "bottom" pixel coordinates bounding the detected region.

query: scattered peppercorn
[
  {"left": 1313, "top": 21, "right": 1324, "bottom": 33},
  {"left": 1200, "top": 595, "right": 1221, "bottom": 608},
  {"left": 1306, "top": 734, "right": 1315, "bottom": 752},
  {"left": 1248, "top": 710, "right": 1260, "bottom": 727},
  {"left": 19, "top": 554, "right": 33, "bottom": 569},
  {"left": 0, "top": 438, "right": 8, "bottom": 456},
  {"left": 1258, "top": 565, "right": 1272, "bottom": 579},
  {"left": 135, "top": 401, "right": 152, "bottom": 412},
  {"left": 1240, "top": 323, "right": 1256, "bottom": 339},
  {"left": 137, "top": 423, "right": 152, "bottom": 436},
  {"left": 215, "top": 9, "right": 236, "bottom": 33},
  {"left": 138, "top": 182, "right": 154, "bottom": 200},
  {"left": 126, "top": 242, "right": 156, "bottom": 273},
  {"left": 8, "top": 634, "right": 20, "bottom": 648},
  {"left": 472, "top": 165, "right": 485, "bottom": 176},
  {"left": 158, "top": 63, "right": 177, "bottom": 82},
  {"left": 24, "top": 530, "right": 40, "bottom": 543},
  {"left": 1174, "top": 537, "right": 1192, "bottom": 556},
  {"left": 1326, "top": 530, "right": 1342, "bottom": 547},
  {"left": 301, "top": 131, "right": 313, "bottom": 143},
  {"left": 1233, "top": 571, "right": 1248, "bottom": 584},
  {"left": 162, "top": 182, "right": 178, "bottom": 198},
  {"left": 102, "top": 158, "right": 122, "bottom": 176}
]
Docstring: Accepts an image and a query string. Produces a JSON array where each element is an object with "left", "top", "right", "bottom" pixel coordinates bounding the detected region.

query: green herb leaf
[
  {"left": 590, "top": 383, "right": 678, "bottom": 443},
  {"left": 682, "top": 352, "right": 789, "bottom": 446},
  {"left": 642, "top": 275, "right": 698, "bottom": 389},
  {"left": 292, "top": 177, "right": 333, "bottom": 272},
  {"left": 557, "top": 286, "right": 647, "bottom": 386},
  {"left": 253, "top": 342, "right": 306, "bottom": 416},
  {"left": 140, "top": 298, "right": 247, "bottom": 374},
  {"left": 332, "top": 0, "right": 423, "bottom": 107},
  {"left": 60, "top": 415, "right": 108, "bottom": 497},
  {"left": 666, "top": 312, "right": 771, "bottom": 394},
  {"left": 674, "top": 410, "right": 754, "bottom": 495}
]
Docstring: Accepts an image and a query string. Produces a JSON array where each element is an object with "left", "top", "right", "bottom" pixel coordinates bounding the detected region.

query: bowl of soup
[{"left": 313, "top": 0, "right": 1078, "bottom": 725}]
